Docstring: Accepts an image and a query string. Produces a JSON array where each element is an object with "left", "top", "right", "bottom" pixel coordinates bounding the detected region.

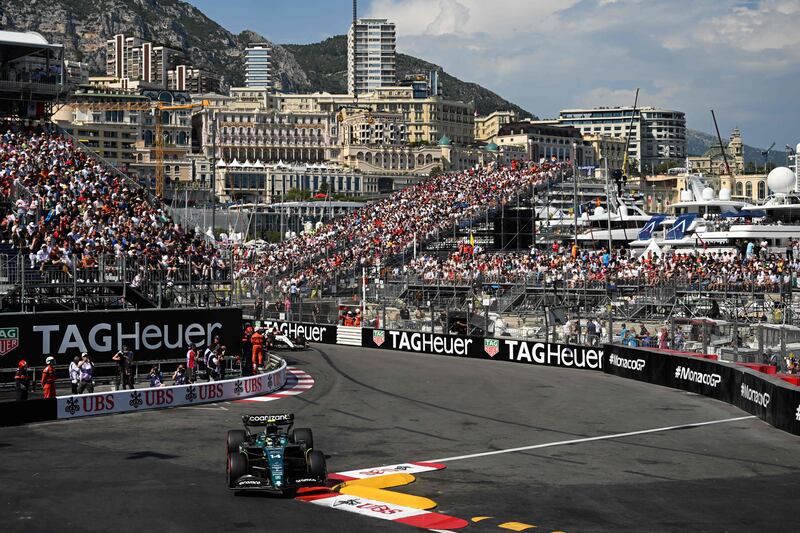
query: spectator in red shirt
[{"left": 186, "top": 343, "right": 197, "bottom": 383}]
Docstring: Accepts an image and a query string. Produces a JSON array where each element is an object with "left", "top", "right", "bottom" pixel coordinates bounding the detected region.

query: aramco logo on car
[
  {"left": 0, "top": 327, "right": 19, "bottom": 357},
  {"left": 484, "top": 339, "right": 500, "bottom": 357},
  {"left": 373, "top": 330, "right": 385, "bottom": 346}
]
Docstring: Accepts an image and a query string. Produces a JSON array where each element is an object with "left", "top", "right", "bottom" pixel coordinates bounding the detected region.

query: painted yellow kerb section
[
  {"left": 471, "top": 516, "right": 493, "bottom": 522},
  {"left": 333, "top": 473, "right": 416, "bottom": 490},
  {"left": 334, "top": 473, "right": 437, "bottom": 510},
  {"left": 498, "top": 522, "right": 537, "bottom": 531}
]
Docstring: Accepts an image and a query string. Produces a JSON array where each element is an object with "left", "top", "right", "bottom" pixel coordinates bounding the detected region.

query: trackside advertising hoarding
[
  {"left": 0, "top": 308, "right": 242, "bottom": 367},
  {"left": 362, "top": 328, "right": 603, "bottom": 370},
  {"left": 605, "top": 344, "right": 800, "bottom": 437},
  {"left": 253, "top": 320, "right": 337, "bottom": 344},
  {"left": 56, "top": 361, "right": 287, "bottom": 419}
]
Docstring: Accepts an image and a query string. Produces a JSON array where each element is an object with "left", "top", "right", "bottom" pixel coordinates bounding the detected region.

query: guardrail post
[
  {"left": 73, "top": 261, "right": 77, "bottom": 310},
  {"left": 20, "top": 255, "right": 25, "bottom": 313}
]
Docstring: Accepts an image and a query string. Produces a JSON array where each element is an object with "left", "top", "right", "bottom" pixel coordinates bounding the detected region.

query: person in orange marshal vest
[
  {"left": 250, "top": 328, "right": 265, "bottom": 371},
  {"left": 41, "top": 356, "right": 57, "bottom": 399}
]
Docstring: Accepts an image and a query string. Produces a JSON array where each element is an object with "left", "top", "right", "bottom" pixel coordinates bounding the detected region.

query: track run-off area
[{"left": 2, "top": 344, "right": 800, "bottom": 533}]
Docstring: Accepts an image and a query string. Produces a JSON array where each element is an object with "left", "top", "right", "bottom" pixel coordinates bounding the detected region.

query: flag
[{"left": 469, "top": 231, "right": 475, "bottom": 248}]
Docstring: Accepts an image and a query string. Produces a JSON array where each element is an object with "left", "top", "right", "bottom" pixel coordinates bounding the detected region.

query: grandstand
[
  {"left": 0, "top": 124, "right": 232, "bottom": 312},
  {"left": 0, "top": 30, "right": 231, "bottom": 312}
]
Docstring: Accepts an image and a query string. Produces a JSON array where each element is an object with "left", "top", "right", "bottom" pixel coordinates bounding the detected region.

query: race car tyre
[
  {"left": 307, "top": 450, "right": 327, "bottom": 480},
  {"left": 227, "top": 452, "right": 248, "bottom": 488},
  {"left": 227, "top": 429, "right": 246, "bottom": 453},
  {"left": 290, "top": 428, "right": 313, "bottom": 449}
]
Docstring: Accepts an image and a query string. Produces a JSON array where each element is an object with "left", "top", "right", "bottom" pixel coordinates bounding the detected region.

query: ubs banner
[
  {"left": 56, "top": 362, "right": 287, "bottom": 419},
  {"left": 605, "top": 344, "right": 800, "bottom": 437},
  {"left": 362, "top": 328, "right": 603, "bottom": 371},
  {"left": 0, "top": 308, "right": 242, "bottom": 366}
]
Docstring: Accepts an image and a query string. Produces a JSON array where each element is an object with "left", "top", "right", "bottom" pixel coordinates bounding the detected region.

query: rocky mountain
[
  {"left": 0, "top": 0, "right": 532, "bottom": 117},
  {"left": 0, "top": 0, "right": 311, "bottom": 91},
  {"left": 687, "top": 129, "right": 787, "bottom": 167}
]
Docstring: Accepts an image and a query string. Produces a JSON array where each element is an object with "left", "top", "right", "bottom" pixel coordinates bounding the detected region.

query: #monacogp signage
[{"left": 56, "top": 362, "right": 287, "bottom": 419}]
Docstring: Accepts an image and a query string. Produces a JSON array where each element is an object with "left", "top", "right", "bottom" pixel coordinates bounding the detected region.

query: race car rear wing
[{"left": 242, "top": 413, "right": 294, "bottom": 426}]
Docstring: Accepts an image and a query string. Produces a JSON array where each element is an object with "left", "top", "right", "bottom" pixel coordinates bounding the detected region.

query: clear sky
[{"left": 186, "top": 0, "right": 799, "bottom": 151}]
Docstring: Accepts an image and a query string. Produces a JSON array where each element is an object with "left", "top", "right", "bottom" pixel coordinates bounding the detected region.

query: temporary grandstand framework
[{"left": 0, "top": 30, "right": 66, "bottom": 120}]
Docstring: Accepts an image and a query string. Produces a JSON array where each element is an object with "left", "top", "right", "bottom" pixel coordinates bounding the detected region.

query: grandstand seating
[{"left": 0, "top": 123, "right": 229, "bottom": 311}]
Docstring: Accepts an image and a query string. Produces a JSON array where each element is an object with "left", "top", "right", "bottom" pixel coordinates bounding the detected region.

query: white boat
[
  {"left": 577, "top": 201, "right": 653, "bottom": 245},
  {"left": 629, "top": 174, "right": 753, "bottom": 253},
  {"left": 700, "top": 163, "right": 800, "bottom": 254}
]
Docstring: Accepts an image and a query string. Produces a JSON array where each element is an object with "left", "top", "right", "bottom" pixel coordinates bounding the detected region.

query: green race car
[{"left": 226, "top": 413, "right": 327, "bottom": 493}]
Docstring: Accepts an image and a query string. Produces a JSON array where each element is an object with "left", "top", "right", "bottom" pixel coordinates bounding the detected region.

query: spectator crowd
[
  {"left": 0, "top": 124, "right": 226, "bottom": 285},
  {"left": 233, "top": 162, "right": 567, "bottom": 297},
  {"left": 390, "top": 246, "right": 798, "bottom": 292}
]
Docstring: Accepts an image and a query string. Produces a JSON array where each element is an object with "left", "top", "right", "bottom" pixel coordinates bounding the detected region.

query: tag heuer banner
[
  {"left": 360, "top": 328, "right": 603, "bottom": 371},
  {"left": 0, "top": 308, "right": 242, "bottom": 372},
  {"left": 0, "top": 327, "right": 19, "bottom": 357}
]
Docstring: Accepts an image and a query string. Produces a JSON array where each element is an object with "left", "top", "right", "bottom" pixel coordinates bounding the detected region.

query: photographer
[
  {"left": 148, "top": 365, "right": 164, "bottom": 388},
  {"left": 217, "top": 346, "right": 227, "bottom": 381},
  {"left": 112, "top": 347, "right": 132, "bottom": 390},
  {"left": 206, "top": 347, "right": 219, "bottom": 381},
  {"left": 173, "top": 364, "right": 189, "bottom": 385},
  {"left": 77, "top": 353, "right": 94, "bottom": 394},
  {"left": 124, "top": 346, "right": 136, "bottom": 388}
]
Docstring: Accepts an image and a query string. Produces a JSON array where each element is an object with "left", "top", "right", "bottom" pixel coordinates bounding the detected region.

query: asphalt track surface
[{"left": 3, "top": 344, "right": 800, "bottom": 533}]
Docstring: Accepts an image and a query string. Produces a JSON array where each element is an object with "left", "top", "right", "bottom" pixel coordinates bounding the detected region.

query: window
[
  {"left": 745, "top": 181, "right": 753, "bottom": 198},
  {"left": 758, "top": 180, "right": 766, "bottom": 200}
]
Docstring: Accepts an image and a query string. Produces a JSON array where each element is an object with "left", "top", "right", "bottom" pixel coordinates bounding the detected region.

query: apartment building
[
  {"left": 244, "top": 43, "right": 271, "bottom": 89},
  {"left": 475, "top": 111, "right": 517, "bottom": 144},
  {"left": 496, "top": 122, "right": 594, "bottom": 166},
  {"left": 347, "top": 18, "right": 396, "bottom": 95},
  {"left": 198, "top": 101, "right": 337, "bottom": 165},
  {"left": 167, "top": 65, "right": 223, "bottom": 94},
  {"left": 270, "top": 86, "right": 475, "bottom": 145},
  {"left": 105, "top": 33, "right": 220, "bottom": 92},
  {"left": 557, "top": 106, "right": 686, "bottom": 172}
]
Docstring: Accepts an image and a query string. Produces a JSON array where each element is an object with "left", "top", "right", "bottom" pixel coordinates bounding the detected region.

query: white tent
[{"left": 643, "top": 239, "right": 663, "bottom": 257}]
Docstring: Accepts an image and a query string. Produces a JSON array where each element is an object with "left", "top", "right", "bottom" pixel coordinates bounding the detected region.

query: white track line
[{"left": 428, "top": 415, "right": 757, "bottom": 463}]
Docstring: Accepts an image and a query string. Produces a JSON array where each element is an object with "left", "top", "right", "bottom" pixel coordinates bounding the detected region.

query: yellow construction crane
[{"left": 65, "top": 98, "right": 209, "bottom": 198}]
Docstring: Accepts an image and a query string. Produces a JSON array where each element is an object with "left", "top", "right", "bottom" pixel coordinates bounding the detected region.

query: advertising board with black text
[
  {"left": 0, "top": 308, "right": 242, "bottom": 369},
  {"left": 363, "top": 328, "right": 603, "bottom": 370}
]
